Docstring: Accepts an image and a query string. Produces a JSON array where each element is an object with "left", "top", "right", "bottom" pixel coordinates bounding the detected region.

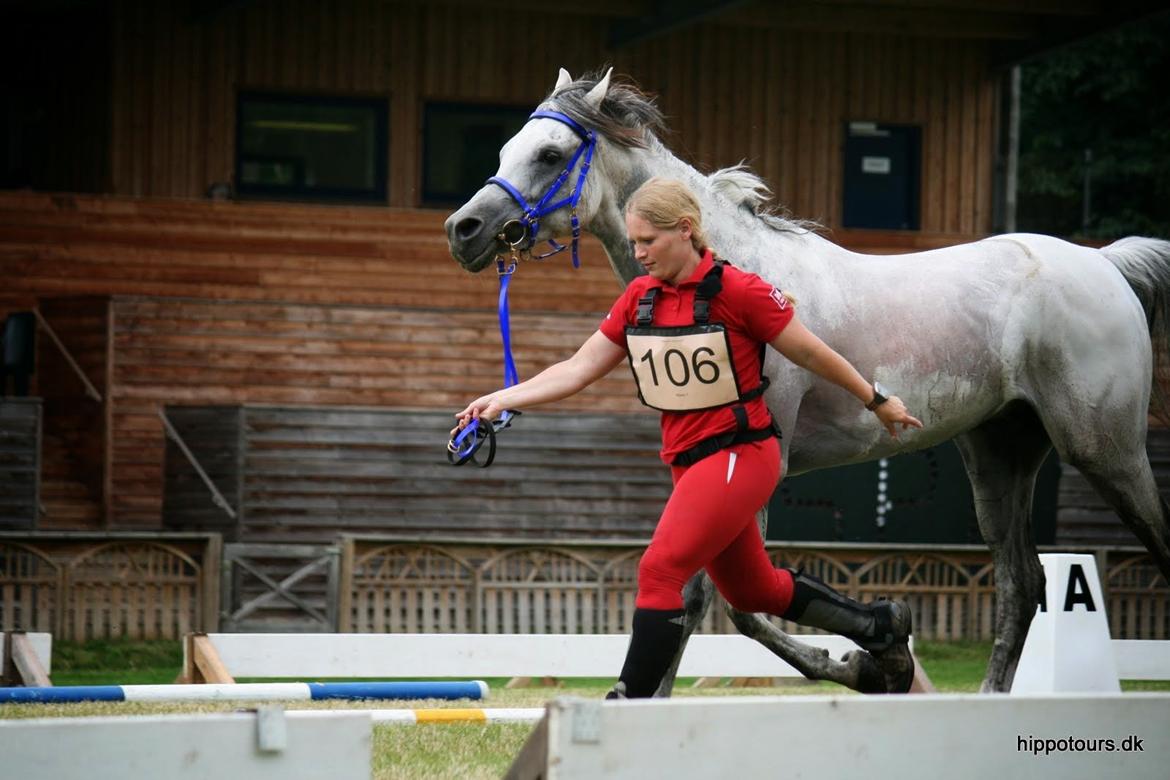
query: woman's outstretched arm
[
  {"left": 769, "top": 314, "right": 923, "bottom": 438},
  {"left": 455, "top": 330, "right": 627, "bottom": 427}
]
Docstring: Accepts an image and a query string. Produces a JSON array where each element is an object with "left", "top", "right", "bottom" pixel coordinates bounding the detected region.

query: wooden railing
[
  {"left": 340, "top": 536, "right": 1169, "bottom": 641},
  {"left": 1, "top": 533, "right": 1163, "bottom": 641},
  {"left": 0, "top": 532, "right": 221, "bottom": 640}
]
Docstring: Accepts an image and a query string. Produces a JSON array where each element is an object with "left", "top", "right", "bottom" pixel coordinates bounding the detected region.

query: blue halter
[
  {"left": 486, "top": 109, "right": 597, "bottom": 269},
  {"left": 447, "top": 109, "right": 597, "bottom": 467}
]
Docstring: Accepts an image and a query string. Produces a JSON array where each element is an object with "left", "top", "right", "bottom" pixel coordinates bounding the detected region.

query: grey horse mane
[
  {"left": 707, "top": 164, "right": 819, "bottom": 234},
  {"left": 547, "top": 70, "right": 812, "bottom": 234}
]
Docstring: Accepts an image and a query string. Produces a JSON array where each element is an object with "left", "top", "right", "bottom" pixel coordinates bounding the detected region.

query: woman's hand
[
  {"left": 874, "top": 396, "right": 923, "bottom": 438},
  {"left": 451, "top": 394, "right": 507, "bottom": 437},
  {"left": 449, "top": 331, "right": 627, "bottom": 439}
]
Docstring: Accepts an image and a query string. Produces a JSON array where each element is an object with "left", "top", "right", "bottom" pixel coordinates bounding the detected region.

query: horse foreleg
[
  {"left": 954, "top": 404, "right": 1051, "bottom": 692},
  {"left": 652, "top": 571, "right": 888, "bottom": 694},
  {"left": 654, "top": 570, "right": 715, "bottom": 697},
  {"left": 726, "top": 608, "right": 887, "bottom": 692}
]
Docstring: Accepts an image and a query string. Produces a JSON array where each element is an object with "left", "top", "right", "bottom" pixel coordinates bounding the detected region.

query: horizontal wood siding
[
  {"left": 164, "top": 406, "right": 670, "bottom": 542},
  {"left": 114, "top": 297, "right": 642, "bottom": 527},
  {"left": 103, "top": 0, "right": 997, "bottom": 233},
  {"left": 0, "top": 193, "right": 984, "bottom": 319},
  {"left": 0, "top": 194, "right": 624, "bottom": 316},
  {"left": 35, "top": 298, "right": 110, "bottom": 530},
  {"left": 0, "top": 401, "right": 41, "bottom": 530}
]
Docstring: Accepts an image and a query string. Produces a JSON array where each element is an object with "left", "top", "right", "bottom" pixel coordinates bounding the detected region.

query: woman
[{"left": 455, "top": 178, "right": 924, "bottom": 696}]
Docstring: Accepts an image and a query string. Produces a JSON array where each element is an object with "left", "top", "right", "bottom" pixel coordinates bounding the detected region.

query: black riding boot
[
  {"left": 606, "top": 607, "right": 686, "bottom": 699},
  {"left": 780, "top": 568, "right": 915, "bottom": 692}
]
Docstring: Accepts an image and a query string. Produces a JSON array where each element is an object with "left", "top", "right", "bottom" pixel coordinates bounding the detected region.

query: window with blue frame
[{"left": 236, "top": 92, "right": 388, "bottom": 203}]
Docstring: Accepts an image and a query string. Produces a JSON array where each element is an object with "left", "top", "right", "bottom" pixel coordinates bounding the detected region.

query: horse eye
[{"left": 539, "top": 149, "right": 562, "bottom": 165}]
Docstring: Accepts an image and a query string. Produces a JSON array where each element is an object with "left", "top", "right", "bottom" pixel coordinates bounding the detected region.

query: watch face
[{"left": 874, "top": 382, "right": 890, "bottom": 399}]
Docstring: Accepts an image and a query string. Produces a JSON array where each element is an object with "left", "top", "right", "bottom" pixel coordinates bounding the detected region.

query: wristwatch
[{"left": 865, "top": 381, "right": 890, "bottom": 411}]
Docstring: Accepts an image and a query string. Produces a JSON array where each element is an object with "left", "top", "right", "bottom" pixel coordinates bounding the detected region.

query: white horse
[{"left": 445, "top": 68, "right": 1170, "bottom": 693}]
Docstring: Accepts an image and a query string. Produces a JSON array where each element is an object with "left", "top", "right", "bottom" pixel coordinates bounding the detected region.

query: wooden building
[{"left": 1, "top": 0, "right": 1163, "bottom": 541}]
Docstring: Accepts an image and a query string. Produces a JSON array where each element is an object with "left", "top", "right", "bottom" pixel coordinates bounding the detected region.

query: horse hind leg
[
  {"left": 953, "top": 402, "right": 1052, "bottom": 692},
  {"left": 1068, "top": 450, "right": 1170, "bottom": 585},
  {"left": 1035, "top": 368, "right": 1170, "bottom": 587}
]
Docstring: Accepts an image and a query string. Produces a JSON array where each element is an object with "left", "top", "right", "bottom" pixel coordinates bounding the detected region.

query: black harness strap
[
  {"left": 635, "top": 287, "right": 659, "bottom": 326},
  {"left": 670, "top": 421, "right": 778, "bottom": 467},
  {"left": 693, "top": 261, "right": 723, "bottom": 324}
]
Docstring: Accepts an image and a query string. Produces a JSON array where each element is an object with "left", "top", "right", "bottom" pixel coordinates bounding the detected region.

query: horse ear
[
  {"left": 554, "top": 68, "right": 573, "bottom": 92},
  {"left": 584, "top": 67, "right": 613, "bottom": 108}
]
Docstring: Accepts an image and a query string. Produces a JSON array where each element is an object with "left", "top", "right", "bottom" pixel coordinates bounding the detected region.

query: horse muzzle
[{"left": 444, "top": 194, "right": 520, "bottom": 272}]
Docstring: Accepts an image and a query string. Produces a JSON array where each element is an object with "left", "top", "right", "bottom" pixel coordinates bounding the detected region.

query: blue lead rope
[
  {"left": 498, "top": 260, "right": 519, "bottom": 389},
  {"left": 447, "top": 258, "right": 522, "bottom": 467},
  {"left": 450, "top": 107, "right": 595, "bottom": 466}
]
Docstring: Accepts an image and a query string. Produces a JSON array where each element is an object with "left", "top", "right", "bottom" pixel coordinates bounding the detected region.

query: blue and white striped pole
[{"left": 0, "top": 680, "right": 488, "bottom": 704}]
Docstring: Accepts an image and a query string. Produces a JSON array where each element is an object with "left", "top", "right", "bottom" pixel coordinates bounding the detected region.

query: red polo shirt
[{"left": 600, "top": 250, "right": 794, "bottom": 463}]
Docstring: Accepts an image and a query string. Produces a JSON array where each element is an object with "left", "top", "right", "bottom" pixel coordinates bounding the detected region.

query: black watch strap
[{"left": 866, "top": 382, "right": 889, "bottom": 411}]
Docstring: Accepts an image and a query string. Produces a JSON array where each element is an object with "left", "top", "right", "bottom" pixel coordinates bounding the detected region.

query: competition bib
[{"left": 625, "top": 324, "right": 741, "bottom": 412}]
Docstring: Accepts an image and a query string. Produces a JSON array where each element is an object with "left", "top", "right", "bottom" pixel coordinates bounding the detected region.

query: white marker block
[{"left": 1011, "top": 553, "right": 1120, "bottom": 694}]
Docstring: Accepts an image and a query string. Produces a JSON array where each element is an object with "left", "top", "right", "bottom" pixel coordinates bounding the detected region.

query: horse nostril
[{"left": 455, "top": 217, "right": 483, "bottom": 241}]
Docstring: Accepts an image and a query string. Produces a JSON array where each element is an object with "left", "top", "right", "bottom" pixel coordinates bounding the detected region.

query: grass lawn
[{"left": 4, "top": 638, "right": 1167, "bottom": 779}]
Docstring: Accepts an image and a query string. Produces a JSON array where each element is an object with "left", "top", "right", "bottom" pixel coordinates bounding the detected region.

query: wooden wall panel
[
  {"left": 0, "top": 195, "right": 624, "bottom": 317},
  {"left": 35, "top": 298, "right": 111, "bottom": 530},
  {"left": 163, "top": 406, "right": 670, "bottom": 542},
  {"left": 0, "top": 401, "right": 41, "bottom": 530},
  {"left": 107, "top": 295, "right": 643, "bottom": 528},
  {"left": 103, "top": 0, "right": 999, "bottom": 234}
]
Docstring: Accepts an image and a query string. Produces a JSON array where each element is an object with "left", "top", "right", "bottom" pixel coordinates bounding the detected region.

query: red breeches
[{"left": 635, "top": 437, "right": 794, "bottom": 615}]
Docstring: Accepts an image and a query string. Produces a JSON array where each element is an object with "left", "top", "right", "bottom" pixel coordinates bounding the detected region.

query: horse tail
[{"left": 1101, "top": 236, "right": 1170, "bottom": 423}]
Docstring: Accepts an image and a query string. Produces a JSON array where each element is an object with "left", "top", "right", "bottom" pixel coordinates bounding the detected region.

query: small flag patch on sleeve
[{"left": 769, "top": 286, "right": 789, "bottom": 310}]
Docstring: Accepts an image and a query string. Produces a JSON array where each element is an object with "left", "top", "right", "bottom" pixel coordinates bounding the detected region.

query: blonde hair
[
  {"left": 626, "top": 177, "right": 798, "bottom": 307},
  {"left": 625, "top": 177, "right": 708, "bottom": 252}
]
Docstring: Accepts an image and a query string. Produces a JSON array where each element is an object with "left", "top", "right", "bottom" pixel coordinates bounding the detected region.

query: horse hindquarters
[
  {"left": 1094, "top": 236, "right": 1170, "bottom": 582},
  {"left": 953, "top": 402, "right": 1052, "bottom": 692}
]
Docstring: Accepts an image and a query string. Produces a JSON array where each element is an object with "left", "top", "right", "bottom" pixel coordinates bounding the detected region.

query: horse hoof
[
  {"left": 842, "top": 650, "right": 886, "bottom": 694},
  {"left": 872, "top": 642, "right": 915, "bottom": 694}
]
